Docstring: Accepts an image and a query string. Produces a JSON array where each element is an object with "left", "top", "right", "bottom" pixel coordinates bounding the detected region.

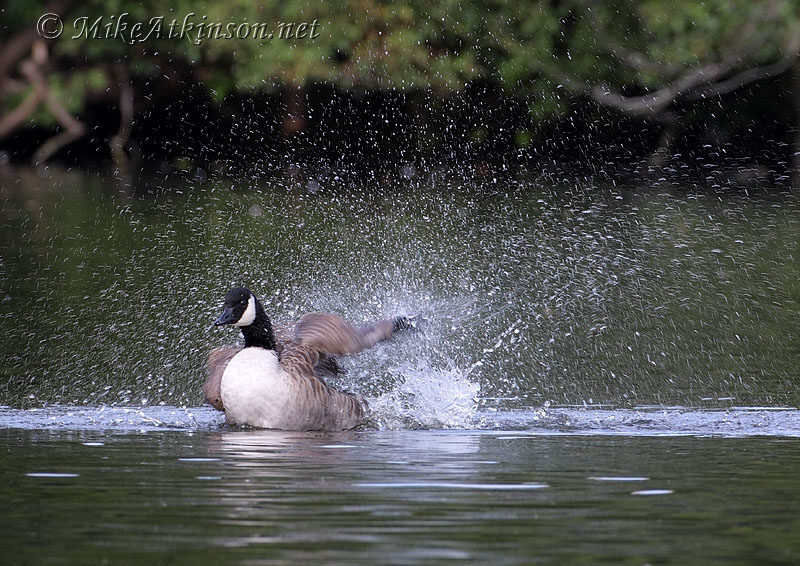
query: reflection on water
[{"left": 1, "top": 426, "right": 798, "bottom": 565}]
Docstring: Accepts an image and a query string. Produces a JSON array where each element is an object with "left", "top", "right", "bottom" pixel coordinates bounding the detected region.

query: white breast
[{"left": 220, "top": 348, "right": 292, "bottom": 429}]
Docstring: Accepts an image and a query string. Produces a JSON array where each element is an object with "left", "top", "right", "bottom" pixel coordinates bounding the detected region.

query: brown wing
[
  {"left": 279, "top": 312, "right": 398, "bottom": 387},
  {"left": 293, "top": 313, "right": 395, "bottom": 355},
  {"left": 205, "top": 346, "right": 239, "bottom": 410},
  {"left": 277, "top": 340, "right": 368, "bottom": 429},
  {"left": 275, "top": 312, "right": 395, "bottom": 425}
]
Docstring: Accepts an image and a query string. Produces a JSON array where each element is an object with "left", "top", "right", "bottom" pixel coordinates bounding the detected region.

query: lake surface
[
  {"left": 2, "top": 170, "right": 800, "bottom": 563},
  {"left": 3, "top": 170, "right": 800, "bottom": 412},
  {"left": 2, "top": 407, "right": 800, "bottom": 565}
]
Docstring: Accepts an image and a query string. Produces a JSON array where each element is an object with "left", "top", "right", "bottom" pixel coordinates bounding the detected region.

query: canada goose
[{"left": 206, "top": 286, "right": 417, "bottom": 431}]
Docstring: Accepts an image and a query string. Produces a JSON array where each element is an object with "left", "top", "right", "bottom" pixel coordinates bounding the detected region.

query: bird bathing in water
[{"left": 205, "top": 286, "right": 418, "bottom": 431}]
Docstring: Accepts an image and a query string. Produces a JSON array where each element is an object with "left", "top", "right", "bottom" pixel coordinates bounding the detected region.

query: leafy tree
[{"left": 1, "top": 0, "right": 798, "bottom": 169}]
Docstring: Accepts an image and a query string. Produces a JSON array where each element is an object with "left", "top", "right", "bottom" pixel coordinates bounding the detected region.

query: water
[
  {"left": 3, "top": 171, "right": 800, "bottom": 563},
  {"left": 3, "top": 171, "right": 800, "bottom": 413},
  {"left": 2, "top": 419, "right": 799, "bottom": 565},
  {"left": 4, "top": 405, "right": 800, "bottom": 438}
]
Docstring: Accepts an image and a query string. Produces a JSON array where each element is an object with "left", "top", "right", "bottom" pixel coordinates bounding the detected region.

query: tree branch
[
  {"left": 561, "top": 1, "right": 797, "bottom": 116},
  {"left": 551, "top": 53, "right": 742, "bottom": 116},
  {"left": 0, "top": 0, "right": 72, "bottom": 86},
  {"left": 19, "top": 49, "right": 86, "bottom": 164},
  {"left": 686, "top": 33, "right": 800, "bottom": 101},
  {"left": 109, "top": 62, "right": 134, "bottom": 168},
  {"left": 0, "top": 88, "right": 43, "bottom": 139},
  {"left": 552, "top": 34, "right": 798, "bottom": 117},
  {"left": 0, "top": 28, "right": 41, "bottom": 88}
]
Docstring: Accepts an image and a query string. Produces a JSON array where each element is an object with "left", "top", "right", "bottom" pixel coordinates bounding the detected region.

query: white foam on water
[
  {"left": 368, "top": 363, "right": 480, "bottom": 430},
  {"left": 631, "top": 489, "right": 674, "bottom": 496},
  {"left": 26, "top": 472, "right": 80, "bottom": 478},
  {"left": 355, "top": 482, "right": 548, "bottom": 490},
  {"left": 3, "top": 405, "right": 800, "bottom": 436},
  {"left": 589, "top": 476, "right": 649, "bottom": 482}
]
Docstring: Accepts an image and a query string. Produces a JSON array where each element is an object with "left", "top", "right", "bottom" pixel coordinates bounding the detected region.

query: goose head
[
  {"left": 214, "top": 287, "right": 276, "bottom": 349},
  {"left": 214, "top": 286, "right": 258, "bottom": 327}
]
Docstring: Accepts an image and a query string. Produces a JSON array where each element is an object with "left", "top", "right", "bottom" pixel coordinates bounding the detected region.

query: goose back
[{"left": 221, "top": 346, "right": 365, "bottom": 430}]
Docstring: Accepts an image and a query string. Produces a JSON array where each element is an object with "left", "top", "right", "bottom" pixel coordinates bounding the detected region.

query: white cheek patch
[{"left": 234, "top": 294, "right": 257, "bottom": 326}]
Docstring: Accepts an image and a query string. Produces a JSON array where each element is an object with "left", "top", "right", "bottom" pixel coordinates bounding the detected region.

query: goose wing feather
[
  {"left": 205, "top": 346, "right": 239, "bottom": 410},
  {"left": 293, "top": 312, "right": 394, "bottom": 355}
]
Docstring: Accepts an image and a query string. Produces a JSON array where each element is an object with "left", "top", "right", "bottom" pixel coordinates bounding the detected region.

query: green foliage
[
  {"left": 534, "top": 0, "right": 800, "bottom": 92},
  {"left": 29, "top": 69, "right": 108, "bottom": 126},
  {"left": 3, "top": 0, "right": 800, "bottom": 131}
]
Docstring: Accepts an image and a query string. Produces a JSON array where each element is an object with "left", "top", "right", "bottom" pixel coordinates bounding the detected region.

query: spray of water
[
  {"left": 272, "top": 273, "right": 484, "bottom": 429},
  {"left": 5, "top": 173, "right": 800, "bottom": 425}
]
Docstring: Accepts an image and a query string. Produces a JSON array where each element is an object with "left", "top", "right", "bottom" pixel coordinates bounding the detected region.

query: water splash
[
  {"left": 367, "top": 363, "right": 479, "bottom": 430},
  {"left": 316, "top": 290, "right": 482, "bottom": 429},
  {"left": 5, "top": 175, "right": 800, "bottom": 420}
]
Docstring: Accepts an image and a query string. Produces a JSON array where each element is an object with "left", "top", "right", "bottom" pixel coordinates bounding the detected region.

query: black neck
[{"left": 241, "top": 299, "right": 276, "bottom": 350}]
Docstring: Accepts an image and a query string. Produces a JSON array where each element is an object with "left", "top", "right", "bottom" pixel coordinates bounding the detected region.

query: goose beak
[{"left": 214, "top": 307, "right": 236, "bottom": 326}]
